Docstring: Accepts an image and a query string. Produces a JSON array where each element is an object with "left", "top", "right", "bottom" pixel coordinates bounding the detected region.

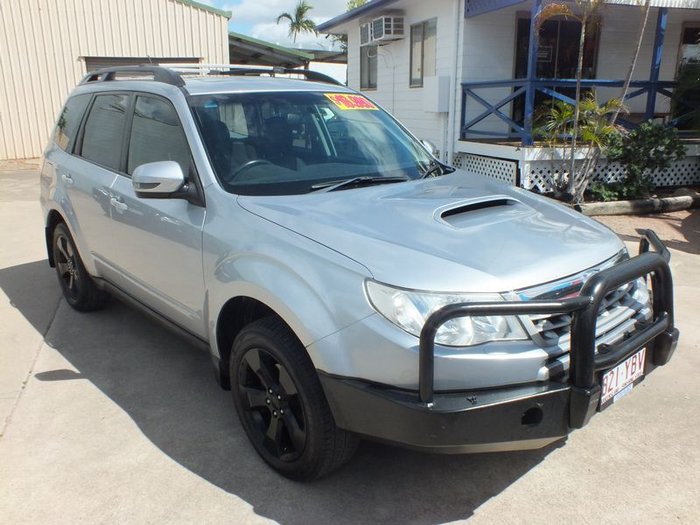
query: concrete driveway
[{"left": 1, "top": 164, "right": 698, "bottom": 524}]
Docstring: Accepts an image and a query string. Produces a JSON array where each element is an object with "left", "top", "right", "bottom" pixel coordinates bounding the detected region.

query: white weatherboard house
[{"left": 318, "top": 0, "right": 700, "bottom": 191}]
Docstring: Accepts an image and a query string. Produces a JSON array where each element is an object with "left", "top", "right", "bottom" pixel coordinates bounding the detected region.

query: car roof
[
  {"left": 182, "top": 76, "right": 355, "bottom": 95},
  {"left": 73, "top": 67, "right": 354, "bottom": 98}
]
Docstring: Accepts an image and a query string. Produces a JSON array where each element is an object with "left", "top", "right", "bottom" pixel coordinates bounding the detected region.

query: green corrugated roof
[
  {"left": 174, "top": 0, "right": 232, "bottom": 19},
  {"left": 229, "top": 32, "right": 315, "bottom": 60}
]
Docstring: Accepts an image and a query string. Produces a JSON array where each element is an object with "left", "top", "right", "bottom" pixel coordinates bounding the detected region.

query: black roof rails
[
  {"left": 209, "top": 66, "right": 343, "bottom": 86},
  {"left": 80, "top": 65, "right": 186, "bottom": 87}
]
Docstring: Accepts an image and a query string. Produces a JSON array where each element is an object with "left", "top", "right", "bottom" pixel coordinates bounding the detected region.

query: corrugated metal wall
[{"left": 0, "top": 0, "right": 230, "bottom": 160}]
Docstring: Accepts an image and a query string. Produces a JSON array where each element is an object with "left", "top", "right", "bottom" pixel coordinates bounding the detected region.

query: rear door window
[
  {"left": 80, "top": 94, "right": 130, "bottom": 171},
  {"left": 127, "top": 96, "right": 191, "bottom": 176},
  {"left": 53, "top": 94, "right": 91, "bottom": 152}
]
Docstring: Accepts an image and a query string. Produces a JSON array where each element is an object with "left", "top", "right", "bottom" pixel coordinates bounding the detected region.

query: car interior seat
[
  {"left": 195, "top": 110, "right": 232, "bottom": 178},
  {"left": 263, "top": 116, "right": 304, "bottom": 170}
]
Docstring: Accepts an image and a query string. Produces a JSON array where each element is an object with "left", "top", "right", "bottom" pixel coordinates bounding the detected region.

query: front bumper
[{"left": 320, "top": 230, "right": 680, "bottom": 452}]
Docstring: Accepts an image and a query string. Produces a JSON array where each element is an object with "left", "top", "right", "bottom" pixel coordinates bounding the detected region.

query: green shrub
[{"left": 598, "top": 122, "right": 686, "bottom": 200}]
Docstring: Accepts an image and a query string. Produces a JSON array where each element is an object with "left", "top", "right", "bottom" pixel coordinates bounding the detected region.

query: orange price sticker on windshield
[{"left": 325, "top": 93, "right": 378, "bottom": 110}]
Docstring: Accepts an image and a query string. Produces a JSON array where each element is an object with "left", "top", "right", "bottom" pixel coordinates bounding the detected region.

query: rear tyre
[
  {"left": 52, "top": 223, "right": 106, "bottom": 312},
  {"left": 230, "top": 317, "right": 358, "bottom": 480}
]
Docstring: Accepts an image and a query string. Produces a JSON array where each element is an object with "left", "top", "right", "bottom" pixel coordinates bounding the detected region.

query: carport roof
[{"left": 229, "top": 32, "right": 314, "bottom": 68}]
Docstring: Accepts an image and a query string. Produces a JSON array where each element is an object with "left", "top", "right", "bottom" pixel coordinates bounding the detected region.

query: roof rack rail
[
  {"left": 79, "top": 64, "right": 343, "bottom": 88},
  {"left": 219, "top": 66, "right": 343, "bottom": 86},
  {"left": 169, "top": 64, "right": 343, "bottom": 86},
  {"left": 80, "top": 65, "right": 185, "bottom": 87}
]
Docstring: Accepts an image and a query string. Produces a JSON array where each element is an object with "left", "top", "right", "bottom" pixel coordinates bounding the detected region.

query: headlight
[{"left": 365, "top": 280, "right": 528, "bottom": 347}]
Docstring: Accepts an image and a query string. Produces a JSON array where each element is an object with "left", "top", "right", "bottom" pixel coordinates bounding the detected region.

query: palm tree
[
  {"left": 276, "top": 1, "right": 318, "bottom": 43},
  {"left": 537, "top": 1, "right": 653, "bottom": 202}
]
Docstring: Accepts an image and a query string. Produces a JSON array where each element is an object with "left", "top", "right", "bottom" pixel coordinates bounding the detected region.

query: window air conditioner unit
[
  {"left": 370, "top": 16, "right": 404, "bottom": 43},
  {"left": 360, "top": 22, "right": 372, "bottom": 46}
]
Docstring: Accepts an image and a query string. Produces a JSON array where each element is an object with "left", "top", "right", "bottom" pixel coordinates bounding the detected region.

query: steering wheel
[{"left": 227, "top": 159, "right": 274, "bottom": 182}]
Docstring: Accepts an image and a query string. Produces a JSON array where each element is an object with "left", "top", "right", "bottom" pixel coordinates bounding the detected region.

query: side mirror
[
  {"left": 132, "top": 161, "right": 185, "bottom": 196},
  {"left": 421, "top": 139, "right": 439, "bottom": 159}
]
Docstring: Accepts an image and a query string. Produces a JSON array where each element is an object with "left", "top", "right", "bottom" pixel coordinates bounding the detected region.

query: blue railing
[{"left": 460, "top": 78, "right": 694, "bottom": 146}]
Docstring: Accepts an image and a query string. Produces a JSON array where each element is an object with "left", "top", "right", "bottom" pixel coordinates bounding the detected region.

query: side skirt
[{"left": 95, "top": 278, "right": 210, "bottom": 352}]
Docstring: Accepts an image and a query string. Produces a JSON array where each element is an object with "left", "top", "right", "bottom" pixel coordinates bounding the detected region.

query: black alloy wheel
[
  {"left": 237, "top": 347, "right": 307, "bottom": 462},
  {"left": 230, "top": 318, "right": 358, "bottom": 480},
  {"left": 52, "top": 223, "right": 106, "bottom": 311},
  {"left": 55, "top": 229, "right": 80, "bottom": 300}
]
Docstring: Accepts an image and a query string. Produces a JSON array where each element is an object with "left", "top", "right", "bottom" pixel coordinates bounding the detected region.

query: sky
[{"left": 200, "top": 0, "right": 351, "bottom": 50}]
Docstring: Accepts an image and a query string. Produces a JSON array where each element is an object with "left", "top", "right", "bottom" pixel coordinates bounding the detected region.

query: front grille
[
  {"left": 528, "top": 280, "right": 650, "bottom": 349},
  {"left": 517, "top": 257, "right": 653, "bottom": 353}
]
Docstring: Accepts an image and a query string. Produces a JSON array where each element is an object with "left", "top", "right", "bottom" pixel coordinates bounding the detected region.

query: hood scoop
[{"left": 437, "top": 196, "right": 519, "bottom": 226}]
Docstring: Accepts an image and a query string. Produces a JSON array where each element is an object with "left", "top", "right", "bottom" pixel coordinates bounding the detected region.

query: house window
[
  {"left": 679, "top": 24, "right": 700, "bottom": 67},
  {"left": 514, "top": 16, "right": 600, "bottom": 80},
  {"left": 410, "top": 19, "right": 437, "bottom": 87},
  {"left": 360, "top": 45, "right": 378, "bottom": 90},
  {"left": 674, "top": 24, "right": 700, "bottom": 130},
  {"left": 512, "top": 15, "right": 600, "bottom": 125}
]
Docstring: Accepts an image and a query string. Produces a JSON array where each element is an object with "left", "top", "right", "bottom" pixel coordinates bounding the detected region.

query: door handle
[
  {"left": 61, "top": 173, "right": 74, "bottom": 185},
  {"left": 110, "top": 197, "right": 128, "bottom": 212}
]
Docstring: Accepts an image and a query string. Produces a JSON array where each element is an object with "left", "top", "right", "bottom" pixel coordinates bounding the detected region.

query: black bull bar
[{"left": 419, "top": 229, "right": 679, "bottom": 429}]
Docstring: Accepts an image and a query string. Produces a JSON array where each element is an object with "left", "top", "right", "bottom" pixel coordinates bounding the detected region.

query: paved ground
[{"left": 1, "top": 165, "right": 698, "bottom": 524}]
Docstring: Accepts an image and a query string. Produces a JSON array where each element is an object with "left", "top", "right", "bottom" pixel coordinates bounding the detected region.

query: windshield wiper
[
  {"left": 420, "top": 160, "right": 455, "bottom": 179},
  {"left": 311, "top": 175, "right": 409, "bottom": 193}
]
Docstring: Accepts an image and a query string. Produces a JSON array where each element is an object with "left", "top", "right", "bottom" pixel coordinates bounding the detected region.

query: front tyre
[
  {"left": 52, "top": 223, "right": 106, "bottom": 312},
  {"left": 230, "top": 317, "right": 358, "bottom": 480}
]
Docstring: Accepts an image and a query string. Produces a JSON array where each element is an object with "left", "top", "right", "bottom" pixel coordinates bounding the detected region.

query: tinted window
[
  {"left": 81, "top": 94, "right": 129, "bottom": 171},
  {"left": 53, "top": 94, "right": 91, "bottom": 152},
  {"left": 127, "top": 96, "right": 191, "bottom": 175}
]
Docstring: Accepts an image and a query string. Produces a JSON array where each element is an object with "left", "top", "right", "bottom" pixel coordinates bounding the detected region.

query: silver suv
[{"left": 41, "top": 65, "right": 679, "bottom": 480}]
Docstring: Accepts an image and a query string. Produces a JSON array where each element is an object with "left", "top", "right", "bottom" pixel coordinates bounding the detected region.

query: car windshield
[{"left": 189, "top": 91, "right": 435, "bottom": 195}]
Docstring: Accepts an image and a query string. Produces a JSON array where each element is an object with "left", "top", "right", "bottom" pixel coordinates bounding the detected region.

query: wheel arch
[
  {"left": 214, "top": 296, "right": 305, "bottom": 390},
  {"left": 45, "top": 209, "right": 67, "bottom": 267}
]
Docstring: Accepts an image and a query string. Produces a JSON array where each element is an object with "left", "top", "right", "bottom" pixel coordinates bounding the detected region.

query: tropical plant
[
  {"left": 276, "top": 1, "right": 318, "bottom": 43},
  {"left": 347, "top": 0, "right": 368, "bottom": 9},
  {"left": 536, "top": 0, "right": 605, "bottom": 199},
  {"left": 612, "top": 0, "right": 651, "bottom": 123},
  {"left": 535, "top": 96, "right": 626, "bottom": 198},
  {"left": 535, "top": 0, "right": 658, "bottom": 202},
  {"left": 602, "top": 122, "right": 686, "bottom": 200}
]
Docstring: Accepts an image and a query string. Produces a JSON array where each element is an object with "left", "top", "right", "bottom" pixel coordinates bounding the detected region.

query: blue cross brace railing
[{"left": 459, "top": 78, "right": 697, "bottom": 146}]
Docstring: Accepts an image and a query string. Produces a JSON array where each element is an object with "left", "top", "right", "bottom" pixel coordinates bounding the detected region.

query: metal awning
[
  {"left": 300, "top": 49, "right": 347, "bottom": 64},
  {"left": 465, "top": 0, "right": 700, "bottom": 18},
  {"left": 229, "top": 32, "right": 314, "bottom": 68}
]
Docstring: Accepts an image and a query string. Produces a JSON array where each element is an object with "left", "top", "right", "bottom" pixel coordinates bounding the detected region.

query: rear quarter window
[{"left": 52, "top": 94, "right": 91, "bottom": 152}]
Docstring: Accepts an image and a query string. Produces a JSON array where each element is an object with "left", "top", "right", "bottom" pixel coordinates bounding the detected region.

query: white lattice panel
[
  {"left": 523, "top": 156, "right": 700, "bottom": 192},
  {"left": 452, "top": 153, "right": 518, "bottom": 185}
]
